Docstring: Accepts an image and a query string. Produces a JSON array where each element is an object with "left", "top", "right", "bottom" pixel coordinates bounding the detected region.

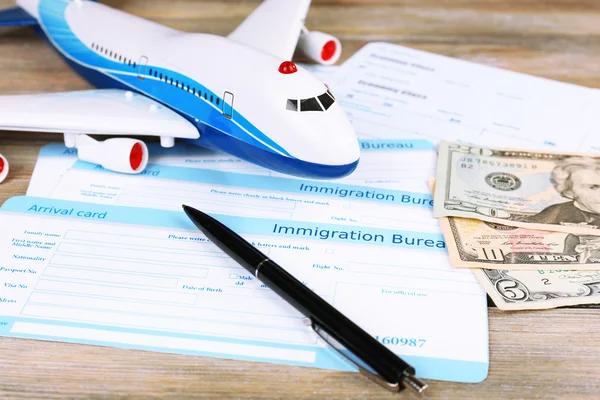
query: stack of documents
[
  {"left": 4, "top": 135, "right": 489, "bottom": 382},
  {"left": 18, "top": 42, "right": 600, "bottom": 383}
]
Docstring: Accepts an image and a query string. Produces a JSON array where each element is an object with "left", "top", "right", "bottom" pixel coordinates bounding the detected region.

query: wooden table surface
[{"left": 1, "top": 0, "right": 600, "bottom": 399}]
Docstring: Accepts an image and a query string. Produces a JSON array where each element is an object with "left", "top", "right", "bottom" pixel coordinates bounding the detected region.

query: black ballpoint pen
[{"left": 182, "top": 204, "right": 428, "bottom": 395}]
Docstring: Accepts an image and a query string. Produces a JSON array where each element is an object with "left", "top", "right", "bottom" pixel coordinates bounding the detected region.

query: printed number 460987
[{"left": 375, "top": 336, "right": 426, "bottom": 347}]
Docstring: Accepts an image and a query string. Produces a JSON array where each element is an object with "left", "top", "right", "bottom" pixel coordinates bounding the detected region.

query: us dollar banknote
[
  {"left": 433, "top": 142, "right": 600, "bottom": 236},
  {"left": 440, "top": 216, "right": 600, "bottom": 270},
  {"left": 474, "top": 268, "right": 600, "bottom": 310}
]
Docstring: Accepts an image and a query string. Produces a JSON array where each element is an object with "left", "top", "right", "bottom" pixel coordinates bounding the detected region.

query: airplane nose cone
[{"left": 292, "top": 104, "right": 360, "bottom": 168}]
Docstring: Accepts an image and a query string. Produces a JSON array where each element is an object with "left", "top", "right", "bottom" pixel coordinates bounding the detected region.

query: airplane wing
[
  {"left": 228, "top": 0, "right": 311, "bottom": 61},
  {"left": 0, "top": 89, "right": 199, "bottom": 139}
]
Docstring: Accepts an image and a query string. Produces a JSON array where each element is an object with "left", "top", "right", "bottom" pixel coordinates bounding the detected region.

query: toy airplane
[{"left": 0, "top": 0, "right": 360, "bottom": 181}]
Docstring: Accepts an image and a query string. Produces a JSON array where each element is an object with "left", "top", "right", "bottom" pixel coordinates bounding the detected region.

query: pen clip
[{"left": 304, "top": 317, "right": 401, "bottom": 393}]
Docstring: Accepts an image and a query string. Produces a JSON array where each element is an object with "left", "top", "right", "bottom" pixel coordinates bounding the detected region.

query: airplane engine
[
  {"left": 0, "top": 153, "right": 8, "bottom": 183},
  {"left": 297, "top": 31, "right": 342, "bottom": 66},
  {"left": 75, "top": 135, "right": 149, "bottom": 174}
]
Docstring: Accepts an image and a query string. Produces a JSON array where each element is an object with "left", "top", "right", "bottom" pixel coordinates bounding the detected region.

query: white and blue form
[
  {"left": 0, "top": 196, "right": 489, "bottom": 383},
  {"left": 42, "top": 140, "right": 440, "bottom": 234},
  {"left": 333, "top": 42, "right": 600, "bottom": 153}
]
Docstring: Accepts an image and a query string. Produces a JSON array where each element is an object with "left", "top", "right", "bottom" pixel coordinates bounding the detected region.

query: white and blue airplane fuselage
[{"left": 4, "top": 0, "right": 360, "bottom": 178}]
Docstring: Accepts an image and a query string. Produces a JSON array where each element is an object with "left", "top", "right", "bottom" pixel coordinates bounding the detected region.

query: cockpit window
[
  {"left": 300, "top": 97, "right": 322, "bottom": 112},
  {"left": 287, "top": 90, "right": 336, "bottom": 112},
  {"left": 318, "top": 91, "right": 335, "bottom": 110},
  {"left": 286, "top": 99, "right": 298, "bottom": 111}
]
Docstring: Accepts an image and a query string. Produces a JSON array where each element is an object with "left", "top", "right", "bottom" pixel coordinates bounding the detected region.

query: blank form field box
[
  {"left": 43, "top": 266, "right": 178, "bottom": 288},
  {"left": 325, "top": 248, "right": 335, "bottom": 254},
  {"left": 55, "top": 242, "right": 226, "bottom": 266},
  {"left": 34, "top": 279, "right": 197, "bottom": 305},
  {"left": 50, "top": 254, "right": 210, "bottom": 279},
  {"left": 63, "top": 230, "right": 220, "bottom": 254}
]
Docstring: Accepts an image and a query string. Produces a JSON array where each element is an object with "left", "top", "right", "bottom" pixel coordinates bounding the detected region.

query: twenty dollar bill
[
  {"left": 433, "top": 142, "right": 600, "bottom": 236},
  {"left": 440, "top": 216, "right": 600, "bottom": 270}
]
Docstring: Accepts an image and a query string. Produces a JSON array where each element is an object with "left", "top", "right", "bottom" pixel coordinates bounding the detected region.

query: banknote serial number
[
  {"left": 375, "top": 336, "right": 427, "bottom": 347},
  {"left": 537, "top": 270, "right": 570, "bottom": 274},
  {"left": 459, "top": 157, "right": 538, "bottom": 170}
]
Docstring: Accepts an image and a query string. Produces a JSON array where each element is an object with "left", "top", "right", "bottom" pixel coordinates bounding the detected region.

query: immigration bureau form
[
  {"left": 0, "top": 196, "right": 489, "bottom": 383},
  {"left": 29, "top": 139, "right": 439, "bottom": 235}
]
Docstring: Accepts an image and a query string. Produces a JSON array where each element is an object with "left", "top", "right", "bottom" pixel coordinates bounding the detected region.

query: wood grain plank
[{"left": 0, "top": 0, "right": 599, "bottom": 398}]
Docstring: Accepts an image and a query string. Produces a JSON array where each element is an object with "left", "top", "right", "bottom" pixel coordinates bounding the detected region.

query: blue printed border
[
  {"left": 359, "top": 139, "right": 434, "bottom": 151},
  {"left": 2, "top": 196, "right": 445, "bottom": 250}
]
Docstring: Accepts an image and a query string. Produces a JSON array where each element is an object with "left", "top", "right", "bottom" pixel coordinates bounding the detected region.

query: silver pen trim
[
  {"left": 254, "top": 258, "right": 269, "bottom": 278},
  {"left": 402, "top": 373, "right": 428, "bottom": 395}
]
